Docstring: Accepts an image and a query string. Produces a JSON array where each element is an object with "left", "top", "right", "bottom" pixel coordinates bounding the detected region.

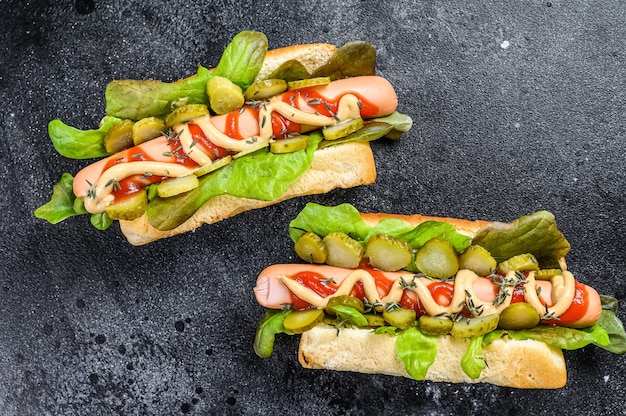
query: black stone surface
[{"left": 1, "top": 1, "right": 625, "bottom": 415}]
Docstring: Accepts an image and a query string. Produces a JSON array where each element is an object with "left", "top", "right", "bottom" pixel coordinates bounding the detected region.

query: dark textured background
[{"left": 1, "top": 0, "right": 625, "bottom": 415}]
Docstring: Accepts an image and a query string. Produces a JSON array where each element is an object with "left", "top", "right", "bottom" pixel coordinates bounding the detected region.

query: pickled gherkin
[
  {"left": 458, "top": 245, "right": 497, "bottom": 276},
  {"left": 323, "top": 232, "right": 363, "bottom": 268},
  {"left": 322, "top": 118, "right": 364, "bottom": 141},
  {"left": 382, "top": 307, "right": 416, "bottom": 329},
  {"left": 414, "top": 238, "right": 459, "bottom": 279},
  {"left": 418, "top": 315, "right": 454, "bottom": 335},
  {"left": 269, "top": 136, "right": 309, "bottom": 154},
  {"left": 535, "top": 269, "right": 562, "bottom": 280},
  {"left": 104, "top": 119, "right": 134, "bottom": 153},
  {"left": 450, "top": 313, "right": 499, "bottom": 338},
  {"left": 244, "top": 79, "right": 288, "bottom": 100},
  {"left": 104, "top": 189, "right": 147, "bottom": 221},
  {"left": 165, "top": 104, "right": 209, "bottom": 129},
  {"left": 157, "top": 174, "right": 200, "bottom": 198},
  {"left": 287, "top": 76, "right": 331, "bottom": 90},
  {"left": 497, "top": 253, "right": 540, "bottom": 273},
  {"left": 365, "top": 234, "right": 413, "bottom": 272},
  {"left": 294, "top": 232, "right": 328, "bottom": 264},
  {"left": 326, "top": 295, "right": 365, "bottom": 314},
  {"left": 131, "top": 117, "right": 165, "bottom": 145},
  {"left": 498, "top": 302, "right": 540, "bottom": 330},
  {"left": 193, "top": 156, "right": 232, "bottom": 177},
  {"left": 364, "top": 313, "right": 386, "bottom": 327},
  {"left": 207, "top": 76, "right": 245, "bottom": 115},
  {"left": 282, "top": 309, "right": 324, "bottom": 334}
]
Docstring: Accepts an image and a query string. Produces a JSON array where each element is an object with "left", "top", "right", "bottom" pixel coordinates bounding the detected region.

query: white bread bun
[
  {"left": 120, "top": 141, "right": 376, "bottom": 245},
  {"left": 299, "top": 324, "right": 567, "bottom": 389}
]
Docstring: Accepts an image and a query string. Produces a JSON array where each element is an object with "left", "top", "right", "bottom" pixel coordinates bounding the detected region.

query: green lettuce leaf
[
  {"left": 34, "top": 173, "right": 85, "bottom": 224},
  {"left": 253, "top": 309, "right": 294, "bottom": 359},
  {"left": 471, "top": 210, "right": 571, "bottom": 267},
  {"left": 593, "top": 296, "right": 626, "bottom": 354},
  {"left": 461, "top": 335, "right": 486, "bottom": 379},
  {"left": 147, "top": 133, "right": 323, "bottom": 231},
  {"left": 212, "top": 31, "right": 268, "bottom": 91},
  {"left": 328, "top": 305, "right": 368, "bottom": 327},
  {"left": 395, "top": 327, "right": 438, "bottom": 380},
  {"left": 288, "top": 203, "right": 472, "bottom": 253},
  {"left": 105, "top": 65, "right": 212, "bottom": 120},
  {"left": 484, "top": 324, "right": 609, "bottom": 351},
  {"left": 48, "top": 116, "right": 121, "bottom": 159}
]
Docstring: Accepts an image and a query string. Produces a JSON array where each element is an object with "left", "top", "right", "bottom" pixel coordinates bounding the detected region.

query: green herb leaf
[
  {"left": 592, "top": 308, "right": 626, "bottom": 354},
  {"left": 461, "top": 335, "right": 486, "bottom": 379},
  {"left": 395, "top": 327, "right": 438, "bottom": 380},
  {"left": 313, "top": 41, "right": 377, "bottom": 80},
  {"left": 34, "top": 173, "right": 83, "bottom": 224},
  {"left": 48, "top": 116, "right": 121, "bottom": 159},
  {"left": 90, "top": 212, "right": 112, "bottom": 230},
  {"left": 213, "top": 31, "right": 268, "bottom": 91},
  {"left": 471, "top": 211, "right": 571, "bottom": 267},
  {"left": 105, "top": 65, "right": 212, "bottom": 120},
  {"left": 254, "top": 309, "right": 294, "bottom": 359}
]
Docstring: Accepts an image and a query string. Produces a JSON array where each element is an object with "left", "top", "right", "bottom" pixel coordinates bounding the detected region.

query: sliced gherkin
[
  {"left": 364, "top": 313, "right": 386, "bottom": 327},
  {"left": 458, "top": 245, "right": 497, "bottom": 276},
  {"left": 497, "top": 253, "right": 540, "bottom": 273},
  {"left": 322, "top": 118, "right": 364, "bottom": 141},
  {"left": 104, "top": 189, "right": 147, "bottom": 221},
  {"left": 103, "top": 119, "right": 134, "bottom": 153},
  {"left": 418, "top": 315, "right": 454, "bottom": 336},
  {"left": 382, "top": 307, "right": 416, "bottom": 329},
  {"left": 157, "top": 174, "right": 200, "bottom": 198},
  {"left": 193, "top": 156, "right": 232, "bottom": 177},
  {"left": 535, "top": 268, "right": 562, "bottom": 280},
  {"left": 450, "top": 313, "right": 499, "bottom": 338},
  {"left": 269, "top": 136, "right": 309, "bottom": 154},
  {"left": 207, "top": 76, "right": 244, "bottom": 115},
  {"left": 287, "top": 76, "right": 331, "bottom": 90},
  {"left": 282, "top": 309, "right": 324, "bottom": 334},
  {"left": 294, "top": 232, "right": 328, "bottom": 264},
  {"left": 244, "top": 79, "right": 288, "bottom": 100},
  {"left": 131, "top": 117, "right": 165, "bottom": 145},
  {"left": 323, "top": 232, "right": 363, "bottom": 268},
  {"left": 365, "top": 234, "right": 413, "bottom": 272},
  {"left": 498, "top": 302, "right": 540, "bottom": 330},
  {"left": 414, "top": 238, "right": 459, "bottom": 279},
  {"left": 164, "top": 104, "right": 209, "bottom": 129}
]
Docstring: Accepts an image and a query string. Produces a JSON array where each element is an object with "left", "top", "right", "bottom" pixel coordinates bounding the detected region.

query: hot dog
[
  {"left": 253, "top": 203, "right": 626, "bottom": 389},
  {"left": 34, "top": 31, "right": 412, "bottom": 245}
]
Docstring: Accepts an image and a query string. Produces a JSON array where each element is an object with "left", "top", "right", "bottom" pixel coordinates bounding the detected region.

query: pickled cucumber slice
[
  {"left": 269, "top": 136, "right": 309, "bottom": 154},
  {"left": 232, "top": 140, "right": 269, "bottom": 159},
  {"left": 193, "top": 156, "right": 232, "bottom": 177},
  {"left": 365, "top": 234, "right": 413, "bottom": 272},
  {"left": 450, "top": 313, "right": 499, "bottom": 338},
  {"left": 207, "top": 76, "right": 245, "bottom": 115},
  {"left": 104, "top": 189, "right": 147, "bottom": 221},
  {"left": 458, "top": 245, "right": 497, "bottom": 276},
  {"left": 104, "top": 119, "right": 134, "bottom": 153},
  {"left": 287, "top": 76, "right": 331, "bottom": 90},
  {"left": 497, "top": 253, "right": 540, "bottom": 273},
  {"left": 535, "top": 269, "right": 562, "bottom": 280},
  {"left": 156, "top": 174, "right": 200, "bottom": 198},
  {"left": 414, "top": 238, "right": 459, "bottom": 279},
  {"left": 382, "top": 307, "right": 416, "bottom": 329},
  {"left": 131, "top": 117, "right": 165, "bottom": 145},
  {"left": 244, "top": 79, "right": 288, "bottom": 100},
  {"left": 165, "top": 104, "right": 209, "bottom": 129},
  {"left": 294, "top": 232, "right": 328, "bottom": 264},
  {"left": 498, "top": 302, "right": 540, "bottom": 330},
  {"left": 418, "top": 315, "right": 454, "bottom": 336},
  {"left": 282, "top": 309, "right": 324, "bottom": 334},
  {"left": 326, "top": 295, "right": 365, "bottom": 314},
  {"left": 322, "top": 117, "right": 364, "bottom": 141},
  {"left": 323, "top": 232, "right": 364, "bottom": 268},
  {"left": 364, "top": 313, "right": 386, "bottom": 327}
]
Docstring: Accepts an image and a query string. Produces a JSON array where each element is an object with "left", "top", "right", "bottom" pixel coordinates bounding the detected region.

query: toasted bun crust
[
  {"left": 254, "top": 43, "right": 337, "bottom": 82},
  {"left": 360, "top": 212, "right": 489, "bottom": 237},
  {"left": 120, "top": 142, "right": 376, "bottom": 245},
  {"left": 299, "top": 324, "right": 567, "bottom": 389}
]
